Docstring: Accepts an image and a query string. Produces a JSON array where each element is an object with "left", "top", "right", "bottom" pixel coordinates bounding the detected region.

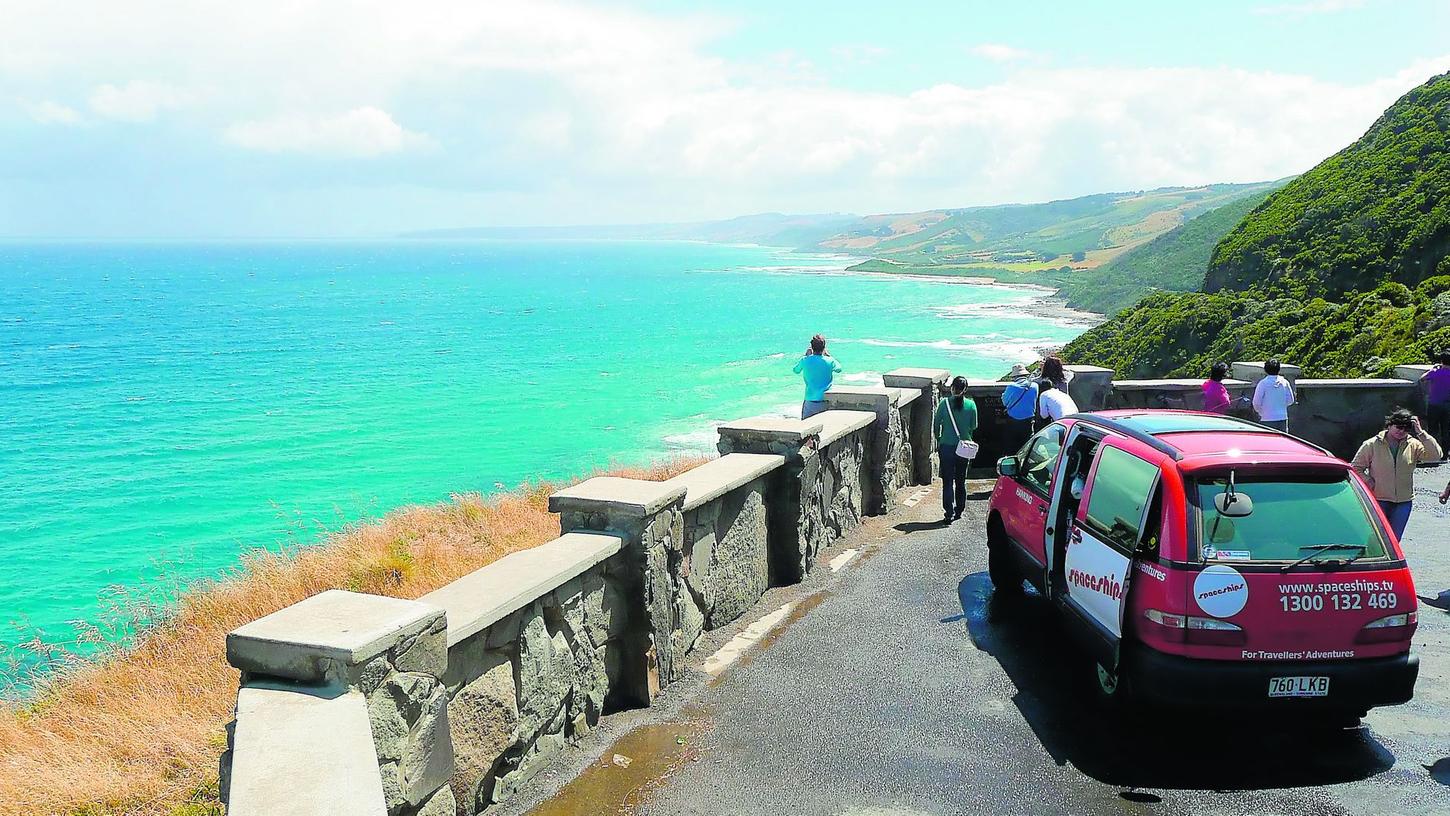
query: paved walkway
[{"left": 517, "top": 480, "right": 1450, "bottom": 816}]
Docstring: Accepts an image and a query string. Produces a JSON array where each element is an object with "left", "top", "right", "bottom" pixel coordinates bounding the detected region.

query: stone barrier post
[
  {"left": 716, "top": 417, "right": 824, "bottom": 584},
  {"left": 1065, "top": 364, "right": 1114, "bottom": 411},
  {"left": 548, "top": 477, "right": 688, "bottom": 701},
  {"left": 1396, "top": 364, "right": 1432, "bottom": 414},
  {"left": 823, "top": 386, "right": 905, "bottom": 515},
  {"left": 1232, "top": 360, "right": 1303, "bottom": 386},
  {"left": 882, "top": 368, "right": 948, "bottom": 486},
  {"left": 227, "top": 590, "right": 456, "bottom": 816}
]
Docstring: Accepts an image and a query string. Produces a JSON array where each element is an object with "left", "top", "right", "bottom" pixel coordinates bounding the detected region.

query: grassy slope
[
  {"left": 1207, "top": 71, "right": 1450, "bottom": 298},
  {"left": 0, "top": 458, "right": 704, "bottom": 816},
  {"left": 1063, "top": 71, "right": 1450, "bottom": 378},
  {"left": 1054, "top": 187, "right": 1281, "bottom": 315}
]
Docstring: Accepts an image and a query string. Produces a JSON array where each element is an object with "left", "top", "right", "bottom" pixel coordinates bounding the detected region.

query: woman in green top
[{"left": 934, "top": 376, "right": 978, "bottom": 524}]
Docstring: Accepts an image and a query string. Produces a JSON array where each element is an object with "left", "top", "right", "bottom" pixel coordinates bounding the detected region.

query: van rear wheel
[{"left": 987, "top": 519, "right": 1022, "bottom": 596}]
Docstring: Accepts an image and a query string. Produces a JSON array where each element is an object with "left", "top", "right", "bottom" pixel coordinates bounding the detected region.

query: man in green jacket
[
  {"left": 1351, "top": 409, "right": 1442, "bottom": 539},
  {"left": 933, "top": 376, "right": 978, "bottom": 524}
]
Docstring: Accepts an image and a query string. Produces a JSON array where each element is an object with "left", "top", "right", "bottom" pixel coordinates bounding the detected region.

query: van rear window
[{"left": 1195, "top": 473, "right": 1388, "bottom": 563}]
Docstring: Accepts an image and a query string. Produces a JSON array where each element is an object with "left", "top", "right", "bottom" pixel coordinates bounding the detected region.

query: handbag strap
[{"left": 944, "top": 397, "right": 962, "bottom": 437}]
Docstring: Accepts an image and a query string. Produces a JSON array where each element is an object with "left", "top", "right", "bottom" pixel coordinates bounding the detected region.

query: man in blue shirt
[{"left": 793, "top": 334, "right": 841, "bottom": 419}]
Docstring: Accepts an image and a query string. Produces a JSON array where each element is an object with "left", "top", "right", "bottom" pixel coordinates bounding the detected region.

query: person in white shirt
[
  {"left": 1252, "top": 358, "right": 1296, "bottom": 432},
  {"left": 1037, "top": 379, "right": 1079, "bottom": 421}
]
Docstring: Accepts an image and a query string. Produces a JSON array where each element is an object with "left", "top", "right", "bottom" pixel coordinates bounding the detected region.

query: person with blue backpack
[{"left": 1001, "top": 363, "right": 1039, "bottom": 450}]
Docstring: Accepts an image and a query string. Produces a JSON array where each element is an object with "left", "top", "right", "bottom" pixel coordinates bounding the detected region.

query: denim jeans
[
  {"left": 939, "top": 444, "right": 967, "bottom": 518},
  {"left": 1261, "top": 418, "right": 1289, "bottom": 432},
  {"left": 802, "top": 400, "right": 828, "bottom": 419},
  {"left": 1378, "top": 499, "right": 1413, "bottom": 540}
]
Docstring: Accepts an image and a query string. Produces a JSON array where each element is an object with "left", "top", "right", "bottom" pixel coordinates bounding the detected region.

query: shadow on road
[
  {"left": 893, "top": 520, "right": 948, "bottom": 534},
  {"left": 955, "top": 572, "right": 1396, "bottom": 791}
]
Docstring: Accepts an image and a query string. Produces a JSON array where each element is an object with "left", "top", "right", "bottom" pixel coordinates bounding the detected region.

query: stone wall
[
  {"left": 223, "top": 359, "right": 1439, "bottom": 815},
  {"left": 222, "top": 371, "right": 941, "bottom": 816},
  {"left": 436, "top": 551, "right": 627, "bottom": 812}
]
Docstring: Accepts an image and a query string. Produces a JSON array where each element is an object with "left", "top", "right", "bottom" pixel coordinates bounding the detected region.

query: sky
[{"left": 1, "top": 0, "right": 1448, "bottom": 238}]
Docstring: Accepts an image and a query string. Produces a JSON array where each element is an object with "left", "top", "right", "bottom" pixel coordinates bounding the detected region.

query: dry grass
[{"left": 0, "top": 457, "right": 706, "bottom": 816}]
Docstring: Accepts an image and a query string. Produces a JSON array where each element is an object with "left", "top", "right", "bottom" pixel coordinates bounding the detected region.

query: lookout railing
[{"left": 220, "top": 362, "right": 1436, "bottom": 815}]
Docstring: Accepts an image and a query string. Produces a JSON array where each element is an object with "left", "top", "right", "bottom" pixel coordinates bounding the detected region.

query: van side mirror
[
  {"left": 1214, "top": 492, "right": 1254, "bottom": 518},
  {"left": 997, "top": 456, "right": 1019, "bottom": 478}
]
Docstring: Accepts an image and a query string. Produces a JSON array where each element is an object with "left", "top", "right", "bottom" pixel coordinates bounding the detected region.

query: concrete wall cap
[
  {"left": 227, "top": 590, "right": 442, "bottom": 680},
  {"left": 896, "top": 388, "right": 922, "bottom": 406},
  {"left": 548, "top": 476, "right": 687, "bottom": 516},
  {"left": 817, "top": 409, "right": 876, "bottom": 446},
  {"left": 881, "top": 367, "right": 950, "bottom": 388},
  {"left": 227, "top": 685, "right": 387, "bottom": 816},
  {"left": 420, "top": 532, "right": 622, "bottom": 647},
  {"left": 1295, "top": 378, "right": 1415, "bottom": 389},
  {"left": 824, "top": 385, "right": 893, "bottom": 397},
  {"left": 1232, "top": 361, "right": 1303, "bottom": 379},
  {"left": 1113, "top": 378, "right": 1250, "bottom": 389},
  {"left": 1395, "top": 364, "right": 1433, "bottom": 381},
  {"left": 1065, "top": 364, "right": 1114, "bottom": 374},
  {"left": 717, "top": 416, "right": 823, "bottom": 443},
  {"left": 824, "top": 386, "right": 898, "bottom": 413},
  {"left": 664, "top": 453, "right": 785, "bottom": 512}
]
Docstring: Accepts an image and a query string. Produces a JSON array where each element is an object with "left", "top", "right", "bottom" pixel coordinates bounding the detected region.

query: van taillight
[
  {"left": 1144, "top": 609, "right": 1185, "bottom": 629},
  {"left": 1144, "top": 609, "right": 1245, "bottom": 645},
  {"left": 1186, "top": 616, "right": 1246, "bottom": 646},
  {"left": 1355, "top": 611, "right": 1417, "bottom": 644}
]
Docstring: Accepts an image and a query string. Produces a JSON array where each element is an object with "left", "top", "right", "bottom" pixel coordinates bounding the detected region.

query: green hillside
[
  {"left": 1206, "top": 72, "right": 1450, "bottom": 298},
  {"left": 1064, "top": 71, "right": 1450, "bottom": 378},
  {"left": 1053, "top": 186, "right": 1282, "bottom": 315}
]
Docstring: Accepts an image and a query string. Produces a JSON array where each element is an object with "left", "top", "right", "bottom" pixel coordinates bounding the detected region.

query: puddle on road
[{"left": 528, "top": 708, "right": 713, "bottom": 816}]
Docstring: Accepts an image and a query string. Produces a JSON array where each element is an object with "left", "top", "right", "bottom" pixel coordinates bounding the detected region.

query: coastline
[{"left": 2, "top": 239, "right": 1098, "bottom": 683}]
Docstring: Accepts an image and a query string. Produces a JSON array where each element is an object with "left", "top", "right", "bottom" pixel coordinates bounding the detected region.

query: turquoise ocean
[{"left": 0, "top": 240, "right": 1090, "bottom": 676}]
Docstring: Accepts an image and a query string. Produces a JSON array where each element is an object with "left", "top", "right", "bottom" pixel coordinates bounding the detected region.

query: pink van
[{"left": 986, "top": 411, "right": 1419, "bottom": 719}]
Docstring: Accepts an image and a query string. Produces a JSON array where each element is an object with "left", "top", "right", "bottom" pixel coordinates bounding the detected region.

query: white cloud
[
  {"left": 0, "top": 0, "right": 1447, "bottom": 232},
  {"left": 971, "top": 43, "right": 1033, "bottom": 63},
  {"left": 88, "top": 80, "right": 190, "bottom": 121},
  {"left": 21, "top": 99, "right": 82, "bottom": 125},
  {"left": 224, "top": 107, "right": 430, "bottom": 157}
]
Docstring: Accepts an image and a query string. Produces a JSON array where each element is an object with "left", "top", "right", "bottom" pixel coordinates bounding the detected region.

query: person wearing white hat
[{"left": 1001, "top": 363, "right": 1039, "bottom": 452}]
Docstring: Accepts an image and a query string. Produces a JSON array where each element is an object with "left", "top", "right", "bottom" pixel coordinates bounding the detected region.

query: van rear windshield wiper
[{"left": 1281, "top": 544, "right": 1367, "bottom": 572}]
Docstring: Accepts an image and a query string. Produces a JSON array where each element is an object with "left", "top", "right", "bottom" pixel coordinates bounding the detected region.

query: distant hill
[
  {"left": 403, "top": 183, "right": 1285, "bottom": 286},
  {"left": 814, "top": 183, "right": 1282, "bottom": 273},
  {"left": 1206, "top": 71, "right": 1450, "bottom": 298},
  {"left": 1064, "top": 71, "right": 1450, "bottom": 378},
  {"left": 1054, "top": 185, "right": 1284, "bottom": 315}
]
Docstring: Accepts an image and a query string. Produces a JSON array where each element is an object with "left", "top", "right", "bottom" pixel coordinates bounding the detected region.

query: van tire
[{"left": 987, "top": 518, "right": 1022, "bottom": 596}]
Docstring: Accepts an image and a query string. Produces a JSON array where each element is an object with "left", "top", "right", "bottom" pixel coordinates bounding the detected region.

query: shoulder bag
[{"left": 944, "top": 399, "right": 980, "bottom": 459}]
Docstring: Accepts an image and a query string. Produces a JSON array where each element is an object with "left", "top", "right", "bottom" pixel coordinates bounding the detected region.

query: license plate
[{"left": 1268, "top": 676, "right": 1330, "bottom": 698}]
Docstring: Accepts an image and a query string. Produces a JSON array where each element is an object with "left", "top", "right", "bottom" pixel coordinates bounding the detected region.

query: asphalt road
[{"left": 521, "top": 478, "right": 1450, "bottom": 816}]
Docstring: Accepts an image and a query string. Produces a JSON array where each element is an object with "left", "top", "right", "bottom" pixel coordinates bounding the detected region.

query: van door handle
[{"left": 1070, "top": 528, "right": 1083, "bottom": 543}]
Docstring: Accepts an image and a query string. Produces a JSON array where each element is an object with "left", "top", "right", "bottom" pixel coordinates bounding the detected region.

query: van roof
[{"left": 1077, "top": 410, "right": 1340, "bottom": 470}]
